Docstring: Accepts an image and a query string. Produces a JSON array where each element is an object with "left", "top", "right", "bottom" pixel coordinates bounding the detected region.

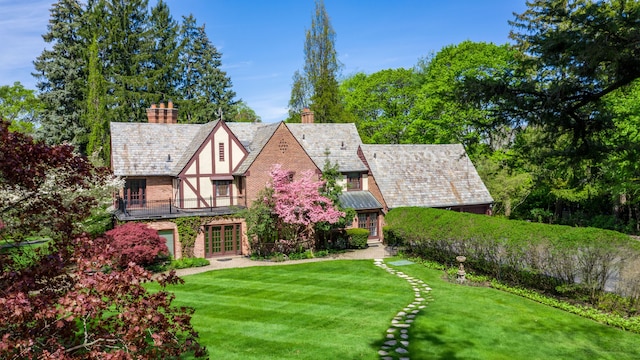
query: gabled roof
[
  {"left": 359, "top": 144, "right": 493, "bottom": 209},
  {"left": 110, "top": 121, "right": 217, "bottom": 176},
  {"left": 228, "top": 122, "right": 281, "bottom": 175},
  {"left": 287, "top": 123, "right": 368, "bottom": 172}
]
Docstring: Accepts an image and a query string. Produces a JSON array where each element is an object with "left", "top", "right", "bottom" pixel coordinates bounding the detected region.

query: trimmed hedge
[
  {"left": 346, "top": 228, "right": 369, "bottom": 249},
  {"left": 385, "top": 207, "right": 640, "bottom": 298}
]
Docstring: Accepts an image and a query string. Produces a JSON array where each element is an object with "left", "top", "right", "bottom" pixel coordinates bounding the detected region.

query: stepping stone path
[{"left": 373, "top": 259, "right": 433, "bottom": 360}]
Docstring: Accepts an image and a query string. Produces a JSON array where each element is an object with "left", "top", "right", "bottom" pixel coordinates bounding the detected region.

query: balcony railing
[{"left": 115, "top": 196, "right": 246, "bottom": 219}]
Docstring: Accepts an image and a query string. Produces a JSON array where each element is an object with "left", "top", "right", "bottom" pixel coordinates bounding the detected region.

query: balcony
[{"left": 114, "top": 196, "right": 246, "bottom": 221}]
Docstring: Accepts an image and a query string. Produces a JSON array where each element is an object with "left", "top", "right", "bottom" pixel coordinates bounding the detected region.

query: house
[{"left": 110, "top": 103, "right": 492, "bottom": 259}]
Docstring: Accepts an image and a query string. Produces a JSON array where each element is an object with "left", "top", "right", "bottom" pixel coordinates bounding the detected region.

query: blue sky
[{"left": 0, "top": 0, "right": 528, "bottom": 123}]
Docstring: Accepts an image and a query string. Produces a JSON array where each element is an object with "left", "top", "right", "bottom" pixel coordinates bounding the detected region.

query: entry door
[
  {"left": 158, "top": 230, "right": 175, "bottom": 257},
  {"left": 205, "top": 224, "right": 241, "bottom": 257}
]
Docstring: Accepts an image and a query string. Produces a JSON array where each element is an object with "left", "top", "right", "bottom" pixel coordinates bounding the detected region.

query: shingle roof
[
  {"left": 287, "top": 123, "right": 368, "bottom": 172},
  {"left": 110, "top": 122, "right": 217, "bottom": 176},
  {"left": 359, "top": 144, "right": 493, "bottom": 209},
  {"left": 338, "top": 191, "right": 383, "bottom": 210},
  {"left": 229, "top": 122, "right": 281, "bottom": 175}
]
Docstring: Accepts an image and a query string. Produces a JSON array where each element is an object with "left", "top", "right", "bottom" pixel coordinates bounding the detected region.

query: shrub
[
  {"left": 346, "top": 228, "right": 369, "bottom": 249},
  {"left": 105, "top": 223, "right": 169, "bottom": 268},
  {"left": 383, "top": 226, "right": 404, "bottom": 246},
  {"left": 170, "top": 257, "right": 210, "bottom": 270},
  {"left": 385, "top": 207, "right": 640, "bottom": 301}
]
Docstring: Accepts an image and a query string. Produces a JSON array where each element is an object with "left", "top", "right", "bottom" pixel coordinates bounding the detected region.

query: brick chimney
[
  {"left": 301, "top": 107, "right": 314, "bottom": 124},
  {"left": 147, "top": 101, "right": 178, "bottom": 123}
]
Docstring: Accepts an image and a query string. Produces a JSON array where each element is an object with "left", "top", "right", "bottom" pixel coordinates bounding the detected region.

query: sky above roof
[{"left": 0, "top": 0, "right": 528, "bottom": 123}]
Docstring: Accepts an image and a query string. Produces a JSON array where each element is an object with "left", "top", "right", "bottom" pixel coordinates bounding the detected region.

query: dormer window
[{"left": 346, "top": 173, "right": 361, "bottom": 191}]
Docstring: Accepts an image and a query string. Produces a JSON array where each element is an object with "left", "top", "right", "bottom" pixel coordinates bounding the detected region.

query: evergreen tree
[
  {"left": 33, "top": 0, "right": 87, "bottom": 150},
  {"left": 147, "top": 0, "right": 180, "bottom": 103},
  {"left": 102, "top": 0, "right": 154, "bottom": 123},
  {"left": 85, "top": 36, "right": 109, "bottom": 166},
  {"left": 288, "top": 0, "right": 344, "bottom": 123},
  {"left": 177, "top": 15, "right": 236, "bottom": 123}
]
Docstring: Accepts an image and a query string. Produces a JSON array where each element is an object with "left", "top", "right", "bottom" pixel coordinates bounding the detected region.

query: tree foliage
[
  {"left": 32, "top": 1, "right": 239, "bottom": 163},
  {"left": 0, "top": 121, "right": 205, "bottom": 358},
  {"left": 177, "top": 14, "right": 237, "bottom": 123},
  {"left": 105, "top": 222, "right": 169, "bottom": 269},
  {"left": 33, "top": 0, "right": 87, "bottom": 151},
  {"left": 245, "top": 165, "right": 344, "bottom": 254},
  {"left": 340, "top": 68, "right": 421, "bottom": 143},
  {"left": 410, "top": 41, "right": 515, "bottom": 153},
  {"left": 288, "top": 0, "right": 345, "bottom": 123},
  {"left": 465, "top": 0, "right": 640, "bottom": 159},
  {"left": 0, "top": 82, "right": 43, "bottom": 133}
]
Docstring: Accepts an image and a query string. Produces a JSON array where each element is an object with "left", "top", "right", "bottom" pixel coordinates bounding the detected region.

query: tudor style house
[{"left": 110, "top": 103, "right": 493, "bottom": 259}]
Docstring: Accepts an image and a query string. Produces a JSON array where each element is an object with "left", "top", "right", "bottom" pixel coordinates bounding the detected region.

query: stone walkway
[
  {"left": 374, "top": 259, "right": 433, "bottom": 360},
  {"left": 169, "top": 242, "right": 432, "bottom": 359},
  {"left": 171, "top": 240, "right": 394, "bottom": 277}
]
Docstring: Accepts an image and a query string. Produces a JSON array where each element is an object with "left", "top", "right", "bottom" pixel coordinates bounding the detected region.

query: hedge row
[{"left": 385, "top": 207, "right": 640, "bottom": 299}]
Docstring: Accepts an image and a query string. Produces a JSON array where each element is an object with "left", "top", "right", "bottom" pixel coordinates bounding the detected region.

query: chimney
[
  {"left": 301, "top": 107, "right": 314, "bottom": 124},
  {"left": 147, "top": 101, "right": 178, "bottom": 124}
]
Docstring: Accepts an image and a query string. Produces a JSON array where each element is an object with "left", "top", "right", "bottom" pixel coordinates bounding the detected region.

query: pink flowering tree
[{"left": 247, "top": 165, "right": 344, "bottom": 254}]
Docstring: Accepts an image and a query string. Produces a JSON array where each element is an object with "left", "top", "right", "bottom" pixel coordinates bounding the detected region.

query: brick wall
[
  {"left": 244, "top": 123, "right": 320, "bottom": 205},
  {"left": 145, "top": 176, "right": 173, "bottom": 202},
  {"left": 145, "top": 221, "right": 181, "bottom": 259}
]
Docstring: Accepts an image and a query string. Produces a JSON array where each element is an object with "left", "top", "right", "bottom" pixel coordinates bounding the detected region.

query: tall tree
[
  {"left": 33, "top": 0, "right": 87, "bottom": 150},
  {"left": 102, "top": 0, "right": 154, "bottom": 123},
  {"left": 85, "top": 36, "right": 110, "bottom": 165},
  {"left": 0, "top": 82, "right": 43, "bottom": 133},
  {"left": 340, "top": 68, "right": 421, "bottom": 143},
  {"left": 409, "top": 41, "right": 515, "bottom": 154},
  {"left": 147, "top": 0, "right": 180, "bottom": 103},
  {"left": 288, "top": 0, "right": 344, "bottom": 123},
  {"left": 177, "top": 15, "right": 237, "bottom": 123},
  {"left": 465, "top": 0, "right": 640, "bottom": 159},
  {"left": 232, "top": 100, "right": 262, "bottom": 122}
]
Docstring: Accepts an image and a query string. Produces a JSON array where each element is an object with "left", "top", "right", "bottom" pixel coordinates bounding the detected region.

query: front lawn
[{"left": 160, "top": 260, "right": 640, "bottom": 359}]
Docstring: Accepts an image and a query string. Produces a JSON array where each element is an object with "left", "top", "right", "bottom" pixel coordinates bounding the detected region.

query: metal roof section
[{"left": 338, "top": 191, "right": 383, "bottom": 210}]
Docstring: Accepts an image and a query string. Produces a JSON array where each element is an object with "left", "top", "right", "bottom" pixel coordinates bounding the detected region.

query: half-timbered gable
[
  {"left": 178, "top": 121, "right": 248, "bottom": 208},
  {"left": 110, "top": 105, "right": 494, "bottom": 258}
]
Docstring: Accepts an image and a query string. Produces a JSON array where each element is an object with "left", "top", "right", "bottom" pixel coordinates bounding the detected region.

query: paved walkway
[{"left": 171, "top": 240, "right": 396, "bottom": 277}]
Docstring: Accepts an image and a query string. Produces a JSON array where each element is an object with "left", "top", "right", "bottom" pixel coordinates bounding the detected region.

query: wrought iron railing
[{"left": 115, "top": 196, "right": 245, "bottom": 217}]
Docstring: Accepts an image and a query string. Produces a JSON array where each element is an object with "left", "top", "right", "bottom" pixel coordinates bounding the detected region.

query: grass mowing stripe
[
  {"left": 386, "top": 262, "right": 640, "bottom": 360},
  {"left": 157, "top": 260, "right": 411, "bottom": 359}
]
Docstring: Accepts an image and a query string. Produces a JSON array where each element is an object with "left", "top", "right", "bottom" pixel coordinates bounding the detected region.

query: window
[
  {"left": 219, "top": 142, "right": 225, "bottom": 161},
  {"left": 124, "top": 179, "right": 146, "bottom": 205},
  {"left": 358, "top": 212, "right": 378, "bottom": 237},
  {"left": 347, "top": 173, "right": 361, "bottom": 191},
  {"left": 215, "top": 180, "right": 231, "bottom": 197}
]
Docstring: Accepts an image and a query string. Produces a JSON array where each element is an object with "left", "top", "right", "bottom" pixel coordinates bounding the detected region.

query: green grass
[
  {"left": 160, "top": 260, "right": 412, "bottom": 359},
  {"left": 160, "top": 260, "right": 640, "bottom": 359},
  {"left": 387, "top": 262, "right": 640, "bottom": 360}
]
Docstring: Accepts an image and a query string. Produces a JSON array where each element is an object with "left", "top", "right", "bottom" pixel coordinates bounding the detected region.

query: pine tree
[
  {"left": 33, "top": 0, "right": 88, "bottom": 150},
  {"left": 177, "top": 15, "right": 236, "bottom": 124},
  {"left": 147, "top": 0, "right": 180, "bottom": 104},
  {"left": 102, "top": 0, "right": 154, "bottom": 123},
  {"left": 288, "top": 0, "right": 345, "bottom": 123}
]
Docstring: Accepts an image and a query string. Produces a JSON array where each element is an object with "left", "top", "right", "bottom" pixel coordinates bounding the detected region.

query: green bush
[
  {"left": 169, "top": 257, "right": 210, "bottom": 270},
  {"left": 346, "top": 228, "right": 369, "bottom": 249},
  {"left": 385, "top": 207, "right": 640, "bottom": 299},
  {"left": 383, "top": 226, "right": 404, "bottom": 246}
]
